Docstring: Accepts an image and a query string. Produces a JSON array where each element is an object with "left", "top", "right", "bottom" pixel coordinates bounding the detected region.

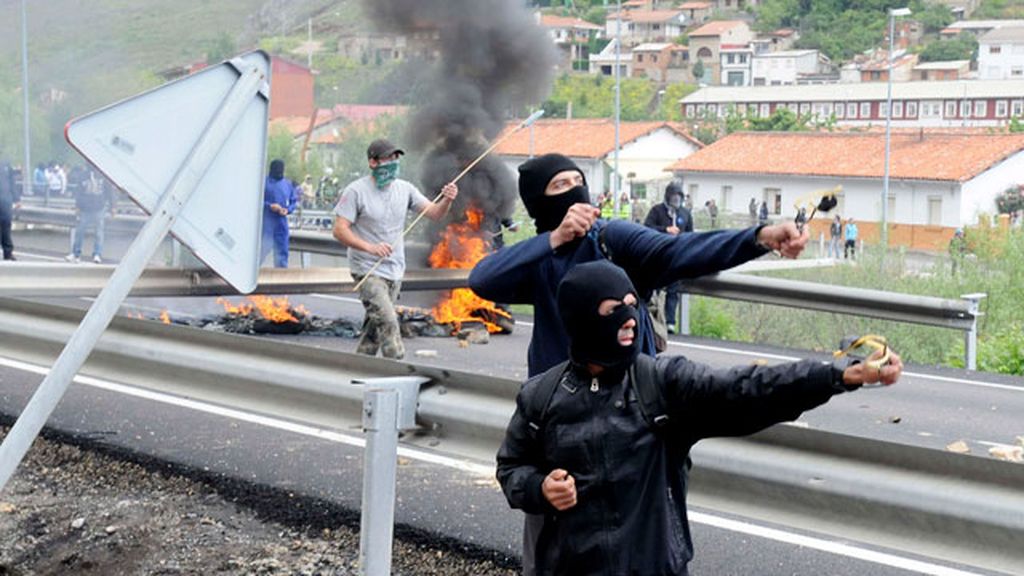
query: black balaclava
[
  {"left": 557, "top": 260, "right": 640, "bottom": 369},
  {"left": 269, "top": 159, "right": 285, "bottom": 181},
  {"left": 518, "top": 153, "right": 590, "bottom": 233}
]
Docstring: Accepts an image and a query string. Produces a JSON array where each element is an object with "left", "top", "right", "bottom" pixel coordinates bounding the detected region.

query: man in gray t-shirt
[{"left": 333, "top": 138, "right": 458, "bottom": 359}]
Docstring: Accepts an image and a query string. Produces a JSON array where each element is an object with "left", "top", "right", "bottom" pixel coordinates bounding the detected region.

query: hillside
[{"left": 0, "top": 0, "right": 373, "bottom": 162}]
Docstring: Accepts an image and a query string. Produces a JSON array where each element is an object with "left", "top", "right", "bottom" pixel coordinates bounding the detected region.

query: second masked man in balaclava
[
  {"left": 497, "top": 260, "right": 902, "bottom": 576},
  {"left": 469, "top": 152, "right": 810, "bottom": 377}
]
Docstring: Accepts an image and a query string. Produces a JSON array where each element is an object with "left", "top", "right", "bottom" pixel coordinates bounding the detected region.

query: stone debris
[
  {"left": 945, "top": 440, "right": 970, "bottom": 454},
  {"left": 0, "top": 427, "right": 517, "bottom": 575},
  {"left": 415, "top": 349, "right": 439, "bottom": 358},
  {"left": 988, "top": 445, "right": 1024, "bottom": 463}
]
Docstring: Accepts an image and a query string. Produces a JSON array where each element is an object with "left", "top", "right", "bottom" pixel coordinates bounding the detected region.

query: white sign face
[{"left": 66, "top": 51, "right": 271, "bottom": 293}]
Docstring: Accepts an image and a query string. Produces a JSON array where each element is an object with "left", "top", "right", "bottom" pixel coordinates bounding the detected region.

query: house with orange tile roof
[
  {"left": 494, "top": 118, "right": 702, "bottom": 202},
  {"left": 689, "top": 20, "right": 753, "bottom": 85},
  {"left": 666, "top": 131, "right": 1024, "bottom": 249},
  {"left": 605, "top": 9, "right": 688, "bottom": 47},
  {"left": 537, "top": 13, "right": 605, "bottom": 71}
]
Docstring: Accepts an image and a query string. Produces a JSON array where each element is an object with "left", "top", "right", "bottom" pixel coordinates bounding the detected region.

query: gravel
[{"left": 0, "top": 425, "right": 517, "bottom": 575}]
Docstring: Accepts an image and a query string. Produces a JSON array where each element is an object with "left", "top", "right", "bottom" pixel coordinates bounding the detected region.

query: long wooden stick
[{"left": 351, "top": 110, "right": 545, "bottom": 292}]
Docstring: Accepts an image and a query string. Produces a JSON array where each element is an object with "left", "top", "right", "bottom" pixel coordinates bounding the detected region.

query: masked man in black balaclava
[
  {"left": 497, "top": 260, "right": 903, "bottom": 576},
  {"left": 470, "top": 152, "right": 810, "bottom": 378}
]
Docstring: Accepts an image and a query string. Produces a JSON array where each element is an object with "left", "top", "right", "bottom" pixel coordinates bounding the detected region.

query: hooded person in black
[
  {"left": 0, "top": 162, "right": 20, "bottom": 261},
  {"left": 644, "top": 182, "right": 694, "bottom": 334},
  {"left": 497, "top": 260, "right": 903, "bottom": 576},
  {"left": 470, "top": 153, "right": 810, "bottom": 378}
]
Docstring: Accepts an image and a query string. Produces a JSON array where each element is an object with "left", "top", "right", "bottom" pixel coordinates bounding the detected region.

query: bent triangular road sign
[{"left": 66, "top": 51, "right": 270, "bottom": 293}]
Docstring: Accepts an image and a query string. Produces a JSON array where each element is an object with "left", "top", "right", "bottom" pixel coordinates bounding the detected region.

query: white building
[
  {"left": 681, "top": 80, "right": 1024, "bottom": 128},
  {"left": 605, "top": 10, "right": 688, "bottom": 46},
  {"left": 720, "top": 44, "right": 752, "bottom": 86},
  {"left": 494, "top": 119, "right": 703, "bottom": 202},
  {"left": 751, "top": 49, "right": 822, "bottom": 86},
  {"left": 666, "top": 131, "right": 1024, "bottom": 250},
  {"left": 978, "top": 26, "right": 1024, "bottom": 80},
  {"left": 589, "top": 38, "right": 634, "bottom": 77}
]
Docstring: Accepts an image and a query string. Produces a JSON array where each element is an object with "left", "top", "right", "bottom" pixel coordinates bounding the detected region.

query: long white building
[
  {"left": 681, "top": 80, "right": 1024, "bottom": 128},
  {"left": 666, "top": 131, "right": 1024, "bottom": 250}
]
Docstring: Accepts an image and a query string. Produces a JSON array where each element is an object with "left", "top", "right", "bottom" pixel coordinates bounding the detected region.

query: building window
[
  {"left": 787, "top": 102, "right": 798, "bottom": 113},
  {"left": 990, "top": 45, "right": 1002, "bottom": 54},
  {"left": 997, "top": 100, "right": 1009, "bottom": 117},
  {"left": 812, "top": 103, "right": 823, "bottom": 116},
  {"left": 651, "top": 54, "right": 658, "bottom": 63},
  {"left": 726, "top": 53, "right": 735, "bottom": 64},
  {"left": 760, "top": 103, "right": 770, "bottom": 116},
  {"left": 823, "top": 103, "right": 834, "bottom": 116},
  {"left": 906, "top": 101, "right": 918, "bottom": 117},
  {"left": 975, "top": 100, "right": 987, "bottom": 117},
  {"left": 1013, "top": 100, "right": 1024, "bottom": 117},
  {"left": 879, "top": 102, "right": 889, "bottom": 118},
  {"left": 727, "top": 71, "right": 744, "bottom": 86},
  {"left": 834, "top": 102, "right": 845, "bottom": 118},
  {"left": 686, "top": 104, "right": 696, "bottom": 117},
  {"left": 748, "top": 103, "right": 758, "bottom": 116},
  {"left": 847, "top": 102, "right": 858, "bottom": 118},
  {"left": 739, "top": 54, "right": 748, "bottom": 64},
  {"left": 637, "top": 54, "right": 644, "bottom": 63},
  {"left": 764, "top": 187, "right": 782, "bottom": 215},
  {"left": 653, "top": 24, "right": 661, "bottom": 31},
  {"left": 689, "top": 183, "right": 699, "bottom": 199},
  {"left": 1013, "top": 67, "right": 1024, "bottom": 77},
  {"left": 799, "top": 103, "right": 810, "bottom": 115},
  {"left": 928, "top": 197, "right": 942, "bottom": 226},
  {"left": 698, "top": 47, "right": 713, "bottom": 59},
  {"left": 860, "top": 102, "right": 872, "bottom": 118},
  {"left": 721, "top": 185, "right": 732, "bottom": 208},
  {"left": 945, "top": 100, "right": 957, "bottom": 117},
  {"left": 893, "top": 101, "right": 903, "bottom": 118},
  {"left": 887, "top": 195, "right": 896, "bottom": 224},
  {"left": 960, "top": 100, "right": 972, "bottom": 117}
]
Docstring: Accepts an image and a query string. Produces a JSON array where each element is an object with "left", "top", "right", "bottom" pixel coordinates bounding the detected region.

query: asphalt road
[{"left": 2, "top": 238, "right": 1021, "bottom": 575}]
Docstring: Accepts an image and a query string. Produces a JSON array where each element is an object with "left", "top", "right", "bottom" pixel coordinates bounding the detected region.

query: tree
[
  {"left": 995, "top": 186, "right": 1024, "bottom": 214},
  {"left": 692, "top": 60, "right": 705, "bottom": 83},
  {"left": 917, "top": 33, "right": 978, "bottom": 63},
  {"left": 205, "top": 33, "right": 238, "bottom": 65}
]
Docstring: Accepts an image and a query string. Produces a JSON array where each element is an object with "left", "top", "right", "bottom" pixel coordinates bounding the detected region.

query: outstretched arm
[{"left": 659, "top": 350, "right": 901, "bottom": 441}]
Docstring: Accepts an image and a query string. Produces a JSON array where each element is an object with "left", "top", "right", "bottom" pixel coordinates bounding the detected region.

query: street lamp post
[
  {"left": 613, "top": 0, "right": 622, "bottom": 215},
  {"left": 20, "top": 0, "right": 31, "bottom": 205},
  {"left": 882, "top": 7, "right": 912, "bottom": 250}
]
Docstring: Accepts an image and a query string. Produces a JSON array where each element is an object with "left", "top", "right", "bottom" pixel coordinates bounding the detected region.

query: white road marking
[
  {"left": 0, "top": 355, "right": 995, "bottom": 574},
  {"left": 5, "top": 250, "right": 64, "bottom": 262},
  {"left": 690, "top": 511, "right": 987, "bottom": 576},
  {"left": 0, "top": 355, "right": 493, "bottom": 477}
]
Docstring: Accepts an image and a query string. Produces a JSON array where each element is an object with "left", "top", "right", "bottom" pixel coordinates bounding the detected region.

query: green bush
[{"left": 689, "top": 297, "right": 737, "bottom": 341}]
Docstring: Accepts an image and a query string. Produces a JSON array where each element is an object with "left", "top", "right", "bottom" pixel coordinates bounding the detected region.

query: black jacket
[
  {"left": 644, "top": 203, "right": 693, "bottom": 234},
  {"left": 497, "top": 355, "right": 848, "bottom": 576},
  {"left": 0, "top": 164, "right": 18, "bottom": 218}
]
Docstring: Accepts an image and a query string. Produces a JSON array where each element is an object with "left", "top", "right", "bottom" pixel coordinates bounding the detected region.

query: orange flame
[
  {"left": 216, "top": 296, "right": 300, "bottom": 323},
  {"left": 429, "top": 208, "right": 511, "bottom": 333},
  {"left": 160, "top": 310, "right": 171, "bottom": 324}
]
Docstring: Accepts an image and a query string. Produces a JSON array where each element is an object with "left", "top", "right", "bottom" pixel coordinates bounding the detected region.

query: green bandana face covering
[{"left": 372, "top": 160, "right": 400, "bottom": 188}]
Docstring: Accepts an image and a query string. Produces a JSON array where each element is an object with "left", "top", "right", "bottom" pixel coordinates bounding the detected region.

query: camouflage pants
[{"left": 354, "top": 274, "right": 404, "bottom": 359}]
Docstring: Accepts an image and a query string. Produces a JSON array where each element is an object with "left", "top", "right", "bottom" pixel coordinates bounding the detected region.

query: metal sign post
[
  {"left": 0, "top": 56, "right": 268, "bottom": 492},
  {"left": 356, "top": 376, "right": 428, "bottom": 576}
]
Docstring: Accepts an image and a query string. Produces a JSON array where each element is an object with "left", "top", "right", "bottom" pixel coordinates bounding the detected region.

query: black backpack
[{"left": 522, "top": 354, "right": 671, "bottom": 439}]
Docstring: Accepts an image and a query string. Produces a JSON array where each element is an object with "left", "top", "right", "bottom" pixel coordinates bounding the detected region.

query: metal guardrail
[
  {"left": 0, "top": 296, "right": 1020, "bottom": 573},
  {"left": 9, "top": 207, "right": 983, "bottom": 367},
  {"left": 0, "top": 263, "right": 469, "bottom": 297}
]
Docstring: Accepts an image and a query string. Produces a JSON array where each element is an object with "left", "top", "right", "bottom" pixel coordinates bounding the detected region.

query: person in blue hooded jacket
[
  {"left": 469, "top": 153, "right": 808, "bottom": 378},
  {"left": 261, "top": 159, "right": 298, "bottom": 268}
]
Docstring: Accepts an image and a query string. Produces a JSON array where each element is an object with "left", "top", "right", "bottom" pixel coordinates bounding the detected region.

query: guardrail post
[
  {"left": 679, "top": 293, "right": 691, "bottom": 336},
  {"left": 960, "top": 292, "right": 986, "bottom": 371},
  {"left": 301, "top": 251, "right": 311, "bottom": 269},
  {"left": 356, "top": 376, "right": 429, "bottom": 576}
]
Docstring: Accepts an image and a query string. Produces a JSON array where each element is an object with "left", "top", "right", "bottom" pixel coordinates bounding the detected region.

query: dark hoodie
[
  {"left": 644, "top": 183, "right": 692, "bottom": 234},
  {"left": 263, "top": 159, "right": 297, "bottom": 220}
]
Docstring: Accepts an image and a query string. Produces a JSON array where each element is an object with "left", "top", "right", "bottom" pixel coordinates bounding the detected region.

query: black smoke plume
[{"left": 363, "top": 0, "right": 557, "bottom": 236}]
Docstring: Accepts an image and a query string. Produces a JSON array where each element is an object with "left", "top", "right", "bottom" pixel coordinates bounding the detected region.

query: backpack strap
[
  {"left": 522, "top": 360, "right": 572, "bottom": 440},
  {"left": 629, "top": 354, "right": 671, "bottom": 431}
]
